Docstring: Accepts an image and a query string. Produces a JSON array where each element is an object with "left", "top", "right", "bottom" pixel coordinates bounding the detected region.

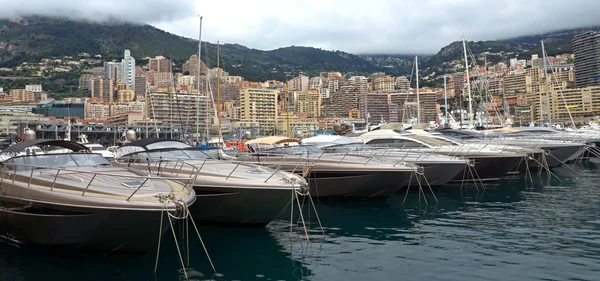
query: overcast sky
[{"left": 2, "top": 0, "right": 600, "bottom": 54}]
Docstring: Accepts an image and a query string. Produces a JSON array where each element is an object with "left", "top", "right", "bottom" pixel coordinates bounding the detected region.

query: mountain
[
  {"left": 0, "top": 16, "right": 387, "bottom": 81},
  {"left": 420, "top": 27, "right": 600, "bottom": 77},
  {"left": 0, "top": 16, "right": 598, "bottom": 83}
]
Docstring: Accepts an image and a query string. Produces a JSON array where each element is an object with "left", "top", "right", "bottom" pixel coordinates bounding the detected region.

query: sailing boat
[{"left": 196, "top": 40, "right": 225, "bottom": 150}]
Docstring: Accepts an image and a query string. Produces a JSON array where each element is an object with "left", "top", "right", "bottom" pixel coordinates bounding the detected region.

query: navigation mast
[
  {"left": 462, "top": 36, "right": 474, "bottom": 128},
  {"left": 195, "top": 15, "right": 203, "bottom": 143},
  {"left": 415, "top": 56, "right": 420, "bottom": 124},
  {"left": 216, "top": 41, "right": 223, "bottom": 145}
]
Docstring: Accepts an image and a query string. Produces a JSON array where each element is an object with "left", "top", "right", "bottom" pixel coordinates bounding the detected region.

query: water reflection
[{"left": 1, "top": 162, "right": 600, "bottom": 281}]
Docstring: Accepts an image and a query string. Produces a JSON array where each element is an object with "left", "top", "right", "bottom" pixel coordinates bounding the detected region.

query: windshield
[
  {"left": 8, "top": 153, "right": 111, "bottom": 171},
  {"left": 262, "top": 145, "right": 323, "bottom": 155},
  {"left": 127, "top": 149, "right": 210, "bottom": 160},
  {"left": 146, "top": 141, "right": 191, "bottom": 150},
  {"left": 321, "top": 143, "right": 372, "bottom": 152},
  {"left": 409, "top": 135, "right": 458, "bottom": 146}
]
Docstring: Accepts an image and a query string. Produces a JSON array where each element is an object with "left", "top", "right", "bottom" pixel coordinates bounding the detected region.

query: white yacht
[{"left": 83, "top": 143, "right": 116, "bottom": 160}]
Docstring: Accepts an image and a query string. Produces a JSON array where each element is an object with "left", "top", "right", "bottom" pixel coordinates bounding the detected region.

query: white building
[
  {"left": 309, "top": 77, "right": 323, "bottom": 89},
  {"left": 288, "top": 74, "right": 309, "bottom": 92},
  {"left": 104, "top": 61, "right": 121, "bottom": 81},
  {"left": 348, "top": 76, "right": 369, "bottom": 94},
  {"left": 25, "top": 84, "right": 43, "bottom": 93},
  {"left": 121, "top": 50, "right": 136, "bottom": 91}
]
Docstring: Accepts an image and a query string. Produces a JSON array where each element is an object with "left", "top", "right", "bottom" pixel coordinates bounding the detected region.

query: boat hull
[
  {"left": 450, "top": 155, "right": 523, "bottom": 182},
  {"left": 0, "top": 197, "right": 168, "bottom": 254},
  {"left": 414, "top": 162, "right": 466, "bottom": 187},
  {"left": 307, "top": 170, "right": 410, "bottom": 199},
  {"left": 188, "top": 185, "right": 294, "bottom": 227}
]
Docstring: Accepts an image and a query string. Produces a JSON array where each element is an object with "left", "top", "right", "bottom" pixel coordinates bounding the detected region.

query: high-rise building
[
  {"left": 573, "top": 31, "right": 600, "bottom": 87},
  {"left": 79, "top": 74, "right": 93, "bottom": 90},
  {"left": 541, "top": 86, "right": 600, "bottom": 124},
  {"left": 84, "top": 99, "right": 111, "bottom": 120},
  {"left": 372, "top": 75, "right": 395, "bottom": 92},
  {"left": 121, "top": 50, "right": 136, "bottom": 91},
  {"left": 117, "top": 87, "right": 135, "bottom": 103},
  {"left": 326, "top": 85, "right": 359, "bottom": 118},
  {"left": 391, "top": 92, "right": 437, "bottom": 123},
  {"left": 453, "top": 72, "right": 465, "bottom": 98},
  {"left": 348, "top": 76, "right": 369, "bottom": 94},
  {"left": 288, "top": 74, "right": 309, "bottom": 92},
  {"left": 309, "top": 77, "right": 323, "bottom": 89},
  {"left": 103, "top": 62, "right": 121, "bottom": 81},
  {"left": 134, "top": 76, "right": 148, "bottom": 96},
  {"left": 296, "top": 89, "right": 322, "bottom": 118},
  {"left": 90, "top": 78, "right": 115, "bottom": 103},
  {"left": 239, "top": 88, "right": 278, "bottom": 131},
  {"left": 147, "top": 92, "right": 210, "bottom": 129},
  {"left": 327, "top": 77, "right": 342, "bottom": 93},
  {"left": 359, "top": 93, "right": 397, "bottom": 123},
  {"left": 148, "top": 56, "right": 171, "bottom": 73},
  {"left": 395, "top": 76, "right": 410, "bottom": 92}
]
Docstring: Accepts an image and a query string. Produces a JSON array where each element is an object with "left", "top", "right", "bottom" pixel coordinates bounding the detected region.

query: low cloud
[
  {"left": 0, "top": 0, "right": 195, "bottom": 23},
  {"left": 2, "top": 0, "right": 600, "bottom": 54}
]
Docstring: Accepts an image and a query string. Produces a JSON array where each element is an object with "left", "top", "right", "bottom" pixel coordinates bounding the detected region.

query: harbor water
[{"left": 1, "top": 161, "right": 599, "bottom": 281}]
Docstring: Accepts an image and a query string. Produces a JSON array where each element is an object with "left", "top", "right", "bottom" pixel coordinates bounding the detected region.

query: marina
[
  {"left": 0, "top": 125, "right": 599, "bottom": 280},
  {"left": 2, "top": 6, "right": 600, "bottom": 281},
  {"left": 0, "top": 161, "right": 598, "bottom": 281}
]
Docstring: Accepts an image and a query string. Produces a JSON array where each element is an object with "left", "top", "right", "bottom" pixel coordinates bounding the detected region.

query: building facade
[
  {"left": 90, "top": 78, "right": 115, "bottom": 103},
  {"left": 573, "top": 31, "right": 600, "bottom": 87},
  {"left": 239, "top": 88, "right": 278, "bottom": 132},
  {"left": 35, "top": 100, "right": 85, "bottom": 119},
  {"left": 121, "top": 50, "right": 136, "bottom": 91},
  {"left": 9, "top": 89, "right": 35, "bottom": 103},
  {"left": 146, "top": 92, "right": 210, "bottom": 132}
]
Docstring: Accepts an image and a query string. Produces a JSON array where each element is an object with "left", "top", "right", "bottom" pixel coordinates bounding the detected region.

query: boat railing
[
  {"left": 118, "top": 155, "right": 305, "bottom": 183},
  {"left": 212, "top": 152, "right": 316, "bottom": 182},
  {"left": 0, "top": 162, "right": 195, "bottom": 201},
  {"left": 117, "top": 156, "right": 204, "bottom": 178}
]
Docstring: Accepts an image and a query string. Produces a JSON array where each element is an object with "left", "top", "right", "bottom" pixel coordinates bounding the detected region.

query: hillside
[
  {"left": 0, "top": 16, "right": 598, "bottom": 83},
  {"left": 420, "top": 27, "right": 600, "bottom": 76},
  {"left": 0, "top": 16, "right": 385, "bottom": 81}
]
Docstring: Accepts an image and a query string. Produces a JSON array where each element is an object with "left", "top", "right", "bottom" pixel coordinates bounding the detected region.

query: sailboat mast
[
  {"left": 462, "top": 36, "right": 474, "bottom": 128},
  {"left": 541, "top": 39, "right": 552, "bottom": 124},
  {"left": 285, "top": 78, "right": 291, "bottom": 137},
  {"left": 216, "top": 41, "right": 223, "bottom": 144},
  {"left": 444, "top": 75, "right": 448, "bottom": 122},
  {"left": 196, "top": 15, "right": 203, "bottom": 143},
  {"left": 415, "top": 56, "right": 420, "bottom": 123}
]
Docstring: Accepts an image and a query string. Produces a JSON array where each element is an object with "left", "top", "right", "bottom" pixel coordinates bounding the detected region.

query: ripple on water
[{"left": 2, "top": 162, "right": 600, "bottom": 281}]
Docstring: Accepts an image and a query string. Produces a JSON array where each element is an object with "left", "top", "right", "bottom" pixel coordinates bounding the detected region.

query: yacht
[
  {"left": 113, "top": 138, "right": 308, "bottom": 227},
  {"left": 238, "top": 136, "right": 418, "bottom": 199},
  {"left": 354, "top": 130, "right": 527, "bottom": 182},
  {"left": 429, "top": 127, "right": 586, "bottom": 166},
  {"left": 0, "top": 139, "right": 196, "bottom": 253},
  {"left": 83, "top": 143, "right": 116, "bottom": 160},
  {"left": 482, "top": 127, "right": 589, "bottom": 163},
  {"left": 301, "top": 135, "right": 468, "bottom": 187}
]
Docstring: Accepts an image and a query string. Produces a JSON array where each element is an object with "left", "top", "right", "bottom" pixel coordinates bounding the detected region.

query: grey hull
[
  {"left": 414, "top": 162, "right": 466, "bottom": 187},
  {"left": 0, "top": 196, "right": 167, "bottom": 254},
  {"left": 308, "top": 170, "right": 411, "bottom": 199},
  {"left": 188, "top": 186, "right": 293, "bottom": 227}
]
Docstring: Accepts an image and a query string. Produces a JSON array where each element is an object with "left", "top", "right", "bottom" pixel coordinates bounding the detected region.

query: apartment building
[{"left": 239, "top": 88, "right": 279, "bottom": 132}]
